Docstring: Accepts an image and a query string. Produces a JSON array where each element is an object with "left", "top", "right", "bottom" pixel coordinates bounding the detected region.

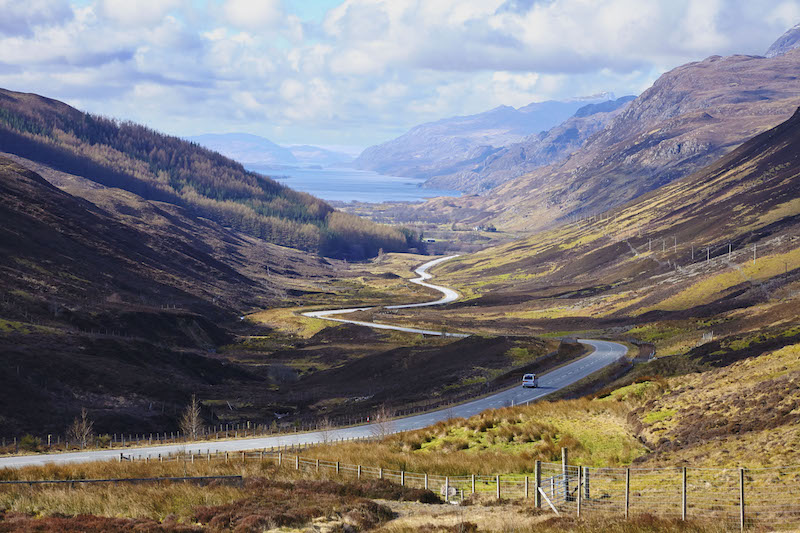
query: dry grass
[
  {"left": 378, "top": 500, "right": 729, "bottom": 533},
  {"left": 634, "top": 343, "right": 800, "bottom": 467},
  {"left": 304, "top": 398, "right": 647, "bottom": 476},
  {"left": 0, "top": 460, "right": 439, "bottom": 531}
]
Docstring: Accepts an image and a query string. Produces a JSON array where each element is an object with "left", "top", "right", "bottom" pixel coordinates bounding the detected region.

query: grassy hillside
[
  {"left": 393, "top": 107, "right": 800, "bottom": 358},
  {"left": 0, "top": 88, "right": 416, "bottom": 259}
]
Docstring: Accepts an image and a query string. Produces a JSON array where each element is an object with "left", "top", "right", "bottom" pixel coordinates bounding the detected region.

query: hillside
[
  {"left": 424, "top": 96, "right": 635, "bottom": 193},
  {"left": 416, "top": 48, "right": 800, "bottom": 231},
  {"left": 0, "top": 88, "right": 414, "bottom": 259},
  {"left": 291, "top": 109, "right": 800, "bottom": 484},
  {"left": 186, "top": 133, "right": 298, "bottom": 166},
  {"left": 0, "top": 153, "right": 349, "bottom": 434},
  {"left": 352, "top": 95, "right": 611, "bottom": 180},
  {"left": 382, "top": 105, "right": 800, "bottom": 381}
]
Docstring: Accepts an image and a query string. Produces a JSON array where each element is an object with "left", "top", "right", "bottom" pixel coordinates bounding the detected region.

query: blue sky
[{"left": 0, "top": 0, "right": 798, "bottom": 152}]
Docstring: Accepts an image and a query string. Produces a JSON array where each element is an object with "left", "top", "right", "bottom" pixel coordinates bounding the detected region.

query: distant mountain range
[
  {"left": 352, "top": 94, "right": 614, "bottom": 182},
  {"left": 187, "top": 133, "right": 353, "bottom": 168},
  {"left": 411, "top": 26, "right": 800, "bottom": 232},
  {"left": 423, "top": 96, "right": 636, "bottom": 193}
]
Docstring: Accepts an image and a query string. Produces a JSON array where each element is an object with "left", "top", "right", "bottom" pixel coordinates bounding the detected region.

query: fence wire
[{"left": 95, "top": 450, "right": 800, "bottom": 529}]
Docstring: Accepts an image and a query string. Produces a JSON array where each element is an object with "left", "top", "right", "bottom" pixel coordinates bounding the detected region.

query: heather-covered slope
[{"left": 0, "top": 88, "right": 415, "bottom": 259}]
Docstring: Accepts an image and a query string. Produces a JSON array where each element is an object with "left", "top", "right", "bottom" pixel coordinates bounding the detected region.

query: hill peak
[{"left": 765, "top": 22, "right": 800, "bottom": 58}]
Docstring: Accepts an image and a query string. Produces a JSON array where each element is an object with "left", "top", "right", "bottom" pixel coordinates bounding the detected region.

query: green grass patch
[{"left": 643, "top": 408, "right": 676, "bottom": 424}]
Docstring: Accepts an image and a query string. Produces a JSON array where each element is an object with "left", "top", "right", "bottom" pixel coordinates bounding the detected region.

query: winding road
[{"left": 0, "top": 256, "right": 626, "bottom": 468}]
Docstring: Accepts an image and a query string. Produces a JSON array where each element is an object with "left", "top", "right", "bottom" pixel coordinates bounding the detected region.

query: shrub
[{"left": 18, "top": 435, "right": 41, "bottom": 452}]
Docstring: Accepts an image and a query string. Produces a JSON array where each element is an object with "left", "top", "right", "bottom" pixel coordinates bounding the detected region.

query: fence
[
  {"left": 0, "top": 475, "right": 242, "bottom": 487},
  {"left": 11, "top": 444, "right": 800, "bottom": 530},
  {"left": 273, "top": 452, "right": 800, "bottom": 531}
]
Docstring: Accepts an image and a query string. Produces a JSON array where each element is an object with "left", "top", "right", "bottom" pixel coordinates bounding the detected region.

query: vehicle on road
[{"left": 522, "top": 373, "right": 538, "bottom": 388}]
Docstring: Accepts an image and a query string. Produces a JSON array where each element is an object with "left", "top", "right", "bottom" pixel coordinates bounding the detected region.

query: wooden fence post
[
  {"left": 316, "top": 459, "right": 320, "bottom": 472},
  {"left": 358, "top": 465, "right": 362, "bottom": 479},
  {"left": 278, "top": 452, "right": 282, "bottom": 467},
  {"left": 401, "top": 471, "right": 405, "bottom": 486},
  {"left": 295, "top": 455, "right": 299, "bottom": 470},
  {"left": 681, "top": 467, "right": 687, "bottom": 521},
  {"left": 625, "top": 468, "right": 630, "bottom": 519},
  {"left": 577, "top": 467, "right": 582, "bottom": 517},
  {"left": 496, "top": 474, "right": 501, "bottom": 500},
  {"left": 535, "top": 461, "right": 542, "bottom": 508},
  {"left": 739, "top": 468, "right": 745, "bottom": 532},
  {"left": 445, "top": 476, "right": 449, "bottom": 503},
  {"left": 562, "top": 448, "right": 569, "bottom": 499},
  {"left": 471, "top": 474, "right": 475, "bottom": 494},
  {"left": 379, "top": 467, "right": 383, "bottom": 480},
  {"left": 424, "top": 473, "right": 428, "bottom": 490},
  {"left": 336, "top": 461, "right": 340, "bottom": 474},
  {"left": 584, "top": 466, "right": 590, "bottom": 500},
  {"left": 525, "top": 476, "right": 529, "bottom": 499}
]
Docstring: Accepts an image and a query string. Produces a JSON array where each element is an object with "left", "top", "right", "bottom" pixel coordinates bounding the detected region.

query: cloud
[
  {"left": 223, "top": 0, "right": 284, "bottom": 30},
  {"left": 0, "top": 0, "right": 797, "bottom": 148},
  {"left": 98, "top": 0, "right": 184, "bottom": 27},
  {"left": 0, "top": 0, "right": 73, "bottom": 37}
]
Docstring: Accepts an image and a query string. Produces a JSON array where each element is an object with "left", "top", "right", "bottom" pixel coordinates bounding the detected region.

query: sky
[{"left": 0, "top": 0, "right": 798, "bottom": 152}]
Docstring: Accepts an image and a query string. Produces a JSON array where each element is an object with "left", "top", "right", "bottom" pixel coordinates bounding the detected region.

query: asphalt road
[
  {"left": 0, "top": 257, "right": 626, "bottom": 468},
  {"left": 303, "top": 255, "right": 468, "bottom": 337}
]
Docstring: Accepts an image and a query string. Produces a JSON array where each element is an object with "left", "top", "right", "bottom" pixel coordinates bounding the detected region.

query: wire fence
[{"left": 10, "top": 444, "right": 800, "bottom": 530}]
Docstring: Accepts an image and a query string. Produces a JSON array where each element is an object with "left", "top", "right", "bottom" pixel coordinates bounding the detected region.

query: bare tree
[
  {"left": 318, "top": 416, "right": 334, "bottom": 444},
  {"left": 370, "top": 404, "right": 395, "bottom": 439},
  {"left": 180, "top": 394, "right": 203, "bottom": 441},
  {"left": 67, "top": 408, "right": 94, "bottom": 449}
]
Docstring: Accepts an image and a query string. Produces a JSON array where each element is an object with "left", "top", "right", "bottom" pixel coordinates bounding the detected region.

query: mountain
[
  {"left": 765, "top": 23, "right": 800, "bottom": 57},
  {"left": 0, "top": 153, "right": 338, "bottom": 434},
  {"left": 424, "top": 96, "right": 635, "bottom": 193},
  {"left": 439, "top": 105, "right": 800, "bottom": 301},
  {"left": 0, "top": 88, "right": 417, "bottom": 259},
  {"left": 187, "top": 134, "right": 355, "bottom": 168},
  {"left": 285, "top": 145, "right": 354, "bottom": 167},
  {"left": 352, "top": 94, "right": 613, "bottom": 180},
  {"left": 417, "top": 48, "right": 800, "bottom": 232},
  {"left": 422, "top": 106, "right": 800, "bottom": 376},
  {"left": 187, "top": 133, "right": 298, "bottom": 166}
]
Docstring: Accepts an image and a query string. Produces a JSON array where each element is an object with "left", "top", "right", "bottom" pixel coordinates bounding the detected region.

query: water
[{"left": 246, "top": 165, "right": 461, "bottom": 203}]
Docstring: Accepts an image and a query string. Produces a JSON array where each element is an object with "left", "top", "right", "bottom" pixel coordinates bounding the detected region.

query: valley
[{"left": 2, "top": 10, "right": 800, "bottom": 532}]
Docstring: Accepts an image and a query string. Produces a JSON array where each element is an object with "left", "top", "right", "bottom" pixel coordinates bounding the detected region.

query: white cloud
[
  {"left": 0, "top": 0, "right": 73, "bottom": 36},
  {"left": 224, "top": 0, "right": 283, "bottom": 30},
  {"left": 0, "top": 0, "right": 797, "bottom": 147},
  {"left": 99, "top": 0, "right": 184, "bottom": 27}
]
